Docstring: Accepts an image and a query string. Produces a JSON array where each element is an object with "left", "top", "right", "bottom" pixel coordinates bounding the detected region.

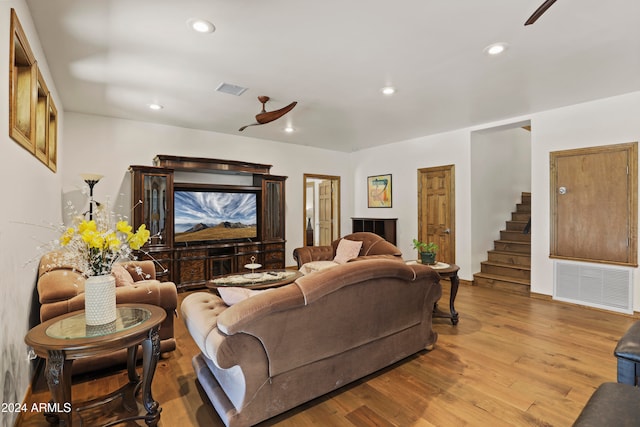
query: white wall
[
  {"left": 470, "top": 126, "right": 531, "bottom": 273},
  {"left": 61, "top": 113, "right": 354, "bottom": 267},
  {"left": 351, "top": 130, "right": 474, "bottom": 280},
  {"left": 0, "top": 1, "right": 63, "bottom": 423},
  {"left": 352, "top": 91, "right": 640, "bottom": 308},
  {"left": 529, "top": 91, "right": 640, "bottom": 302}
]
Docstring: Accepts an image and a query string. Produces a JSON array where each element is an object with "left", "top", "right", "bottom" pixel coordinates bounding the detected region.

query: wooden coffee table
[
  {"left": 207, "top": 270, "right": 302, "bottom": 290},
  {"left": 24, "top": 304, "right": 166, "bottom": 427}
]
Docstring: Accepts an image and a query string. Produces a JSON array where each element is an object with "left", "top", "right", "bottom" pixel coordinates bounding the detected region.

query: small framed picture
[{"left": 367, "top": 174, "right": 392, "bottom": 208}]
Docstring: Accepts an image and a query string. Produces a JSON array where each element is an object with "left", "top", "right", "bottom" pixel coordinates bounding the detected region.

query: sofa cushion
[
  {"left": 112, "top": 263, "right": 135, "bottom": 287},
  {"left": 218, "top": 287, "right": 270, "bottom": 306},
  {"left": 299, "top": 260, "right": 339, "bottom": 275},
  {"left": 333, "top": 239, "right": 363, "bottom": 264}
]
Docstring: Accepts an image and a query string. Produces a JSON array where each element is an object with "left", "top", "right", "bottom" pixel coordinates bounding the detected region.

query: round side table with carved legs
[
  {"left": 432, "top": 263, "right": 460, "bottom": 325},
  {"left": 25, "top": 304, "right": 166, "bottom": 427}
]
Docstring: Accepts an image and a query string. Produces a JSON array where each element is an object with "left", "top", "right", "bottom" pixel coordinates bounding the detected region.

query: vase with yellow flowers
[{"left": 59, "top": 207, "right": 150, "bottom": 325}]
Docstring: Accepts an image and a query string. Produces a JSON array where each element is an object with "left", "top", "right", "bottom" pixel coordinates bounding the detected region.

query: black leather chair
[
  {"left": 614, "top": 321, "right": 640, "bottom": 385},
  {"left": 573, "top": 382, "right": 640, "bottom": 426}
]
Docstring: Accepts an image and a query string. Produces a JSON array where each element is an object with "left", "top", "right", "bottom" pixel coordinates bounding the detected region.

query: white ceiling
[{"left": 25, "top": 0, "right": 640, "bottom": 152}]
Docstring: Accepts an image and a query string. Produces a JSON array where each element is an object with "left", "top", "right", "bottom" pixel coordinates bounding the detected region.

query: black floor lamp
[{"left": 81, "top": 173, "right": 103, "bottom": 220}]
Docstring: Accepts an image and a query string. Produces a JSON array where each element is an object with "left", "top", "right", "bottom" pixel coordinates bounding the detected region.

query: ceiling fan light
[{"left": 188, "top": 18, "right": 215, "bottom": 33}]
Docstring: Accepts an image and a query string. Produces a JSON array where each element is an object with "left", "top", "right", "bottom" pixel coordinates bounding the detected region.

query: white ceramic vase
[{"left": 84, "top": 274, "right": 116, "bottom": 325}]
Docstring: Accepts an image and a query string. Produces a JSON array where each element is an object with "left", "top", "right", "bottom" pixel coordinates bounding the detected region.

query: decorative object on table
[
  {"left": 55, "top": 176, "right": 151, "bottom": 325},
  {"left": 427, "top": 261, "right": 449, "bottom": 269},
  {"left": 84, "top": 274, "right": 117, "bottom": 325},
  {"left": 367, "top": 174, "right": 392, "bottom": 208},
  {"left": 212, "top": 270, "right": 297, "bottom": 286},
  {"left": 243, "top": 256, "right": 262, "bottom": 279},
  {"left": 412, "top": 239, "right": 439, "bottom": 265},
  {"left": 306, "top": 217, "right": 314, "bottom": 246}
]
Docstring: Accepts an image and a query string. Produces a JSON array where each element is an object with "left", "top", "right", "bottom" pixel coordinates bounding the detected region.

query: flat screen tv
[{"left": 174, "top": 188, "right": 258, "bottom": 244}]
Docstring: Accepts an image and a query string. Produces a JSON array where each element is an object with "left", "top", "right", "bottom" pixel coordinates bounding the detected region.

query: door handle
[{"left": 443, "top": 228, "right": 450, "bottom": 234}]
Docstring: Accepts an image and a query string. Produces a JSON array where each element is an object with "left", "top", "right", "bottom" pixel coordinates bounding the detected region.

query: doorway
[
  {"left": 303, "top": 174, "right": 340, "bottom": 246},
  {"left": 418, "top": 165, "right": 455, "bottom": 263}
]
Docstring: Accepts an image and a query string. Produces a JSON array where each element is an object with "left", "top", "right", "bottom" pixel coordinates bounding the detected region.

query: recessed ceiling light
[
  {"left": 381, "top": 86, "right": 396, "bottom": 96},
  {"left": 284, "top": 126, "right": 295, "bottom": 133},
  {"left": 484, "top": 42, "right": 508, "bottom": 56},
  {"left": 187, "top": 18, "right": 215, "bottom": 34},
  {"left": 148, "top": 103, "right": 163, "bottom": 110}
]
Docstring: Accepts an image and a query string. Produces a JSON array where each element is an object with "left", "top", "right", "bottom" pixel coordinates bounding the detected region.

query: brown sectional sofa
[
  {"left": 36, "top": 251, "right": 178, "bottom": 374},
  {"left": 292, "top": 231, "right": 403, "bottom": 268},
  {"left": 181, "top": 258, "right": 442, "bottom": 426}
]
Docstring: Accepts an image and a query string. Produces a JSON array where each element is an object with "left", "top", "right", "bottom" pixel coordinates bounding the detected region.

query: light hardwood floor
[{"left": 19, "top": 281, "right": 637, "bottom": 427}]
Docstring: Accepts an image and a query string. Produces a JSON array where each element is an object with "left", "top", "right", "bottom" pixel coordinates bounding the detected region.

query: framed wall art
[{"left": 367, "top": 174, "right": 392, "bottom": 208}]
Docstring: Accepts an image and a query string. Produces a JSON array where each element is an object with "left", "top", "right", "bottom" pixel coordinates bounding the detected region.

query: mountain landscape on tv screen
[{"left": 174, "top": 191, "right": 257, "bottom": 243}]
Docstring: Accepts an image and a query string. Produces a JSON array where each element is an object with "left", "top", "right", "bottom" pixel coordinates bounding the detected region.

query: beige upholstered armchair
[
  {"left": 292, "top": 232, "right": 403, "bottom": 269},
  {"left": 36, "top": 251, "right": 178, "bottom": 374}
]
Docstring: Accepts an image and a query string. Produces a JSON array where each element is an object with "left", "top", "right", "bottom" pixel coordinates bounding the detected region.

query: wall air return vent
[{"left": 554, "top": 261, "right": 633, "bottom": 314}]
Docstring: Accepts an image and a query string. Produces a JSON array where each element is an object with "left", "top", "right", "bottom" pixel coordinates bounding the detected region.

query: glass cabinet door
[
  {"left": 264, "top": 180, "right": 283, "bottom": 240},
  {"left": 144, "top": 174, "right": 168, "bottom": 245},
  {"left": 129, "top": 166, "right": 173, "bottom": 249}
]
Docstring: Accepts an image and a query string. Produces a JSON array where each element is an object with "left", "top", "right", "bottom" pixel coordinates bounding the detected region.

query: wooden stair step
[
  {"left": 516, "top": 203, "right": 531, "bottom": 213},
  {"left": 481, "top": 261, "right": 530, "bottom": 280},
  {"left": 494, "top": 240, "right": 531, "bottom": 254},
  {"left": 473, "top": 272, "right": 531, "bottom": 296},
  {"left": 521, "top": 192, "right": 531, "bottom": 204},
  {"left": 511, "top": 212, "right": 531, "bottom": 222},
  {"left": 500, "top": 230, "right": 531, "bottom": 242},
  {"left": 487, "top": 250, "right": 531, "bottom": 266},
  {"left": 506, "top": 220, "right": 529, "bottom": 231}
]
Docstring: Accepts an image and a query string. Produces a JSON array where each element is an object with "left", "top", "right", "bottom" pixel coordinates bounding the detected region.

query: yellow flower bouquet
[{"left": 59, "top": 207, "right": 150, "bottom": 277}]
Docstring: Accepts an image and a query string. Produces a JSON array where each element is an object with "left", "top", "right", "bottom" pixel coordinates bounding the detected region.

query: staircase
[{"left": 473, "top": 192, "right": 531, "bottom": 295}]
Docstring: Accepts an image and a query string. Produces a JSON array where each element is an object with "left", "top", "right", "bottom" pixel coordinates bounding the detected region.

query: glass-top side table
[
  {"left": 25, "top": 304, "right": 166, "bottom": 427},
  {"left": 46, "top": 306, "right": 152, "bottom": 339}
]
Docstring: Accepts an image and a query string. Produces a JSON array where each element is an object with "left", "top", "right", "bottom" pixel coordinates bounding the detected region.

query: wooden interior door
[
  {"left": 551, "top": 142, "right": 637, "bottom": 265},
  {"left": 318, "top": 180, "right": 333, "bottom": 245},
  {"left": 418, "top": 165, "right": 455, "bottom": 263}
]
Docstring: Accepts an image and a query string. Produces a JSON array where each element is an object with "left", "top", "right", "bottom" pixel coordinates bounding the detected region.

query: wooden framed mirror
[{"left": 9, "top": 9, "right": 37, "bottom": 152}]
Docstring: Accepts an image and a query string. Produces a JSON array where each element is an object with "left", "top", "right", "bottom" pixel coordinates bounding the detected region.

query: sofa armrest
[
  {"left": 292, "top": 245, "right": 335, "bottom": 268},
  {"left": 181, "top": 293, "right": 269, "bottom": 370},
  {"left": 217, "top": 285, "right": 306, "bottom": 335},
  {"left": 37, "top": 269, "right": 85, "bottom": 304},
  {"left": 40, "top": 280, "right": 178, "bottom": 323}
]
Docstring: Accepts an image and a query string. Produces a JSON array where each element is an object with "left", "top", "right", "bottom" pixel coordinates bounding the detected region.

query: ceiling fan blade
[
  {"left": 255, "top": 101, "right": 297, "bottom": 125},
  {"left": 524, "top": 0, "right": 558, "bottom": 26},
  {"left": 238, "top": 122, "right": 259, "bottom": 132}
]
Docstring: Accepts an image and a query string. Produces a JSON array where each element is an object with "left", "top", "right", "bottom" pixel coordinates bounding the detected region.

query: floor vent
[{"left": 554, "top": 261, "right": 633, "bottom": 314}]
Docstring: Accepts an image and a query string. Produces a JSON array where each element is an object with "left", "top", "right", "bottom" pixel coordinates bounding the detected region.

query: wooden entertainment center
[{"left": 129, "top": 155, "right": 287, "bottom": 290}]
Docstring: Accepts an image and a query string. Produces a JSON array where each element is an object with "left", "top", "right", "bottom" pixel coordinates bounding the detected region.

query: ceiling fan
[
  {"left": 525, "top": 0, "right": 557, "bottom": 25},
  {"left": 238, "top": 96, "right": 297, "bottom": 132}
]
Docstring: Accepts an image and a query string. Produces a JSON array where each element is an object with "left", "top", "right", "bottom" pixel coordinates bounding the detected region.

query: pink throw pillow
[
  {"left": 333, "top": 239, "right": 363, "bottom": 264},
  {"left": 112, "top": 263, "right": 135, "bottom": 287},
  {"left": 218, "top": 287, "right": 268, "bottom": 306}
]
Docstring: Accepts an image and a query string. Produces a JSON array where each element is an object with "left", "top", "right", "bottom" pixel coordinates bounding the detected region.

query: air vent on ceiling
[{"left": 215, "top": 82, "right": 248, "bottom": 96}]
